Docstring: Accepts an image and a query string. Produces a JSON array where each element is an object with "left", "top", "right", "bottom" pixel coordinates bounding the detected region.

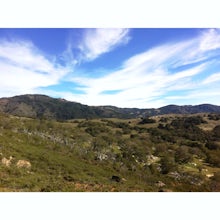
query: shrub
[
  {"left": 160, "top": 155, "right": 176, "bottom": 174},
  {"left": 84, "top": 123, "right": 110, "bottom": 137},
  {"left": 175, "top": 146, "right": 193, "bottom": 164},
  {"left": 139, "top": 118, "right": 156, "bottom": 124},
  {"left": 205, "top": 141, "right": 220, "bottom": 150},
  {"left": 213, "top": 125, "right": 220, "bottom": 139},
  {"left": 206, "top": 151, "right": 220, "bottom": 167}
]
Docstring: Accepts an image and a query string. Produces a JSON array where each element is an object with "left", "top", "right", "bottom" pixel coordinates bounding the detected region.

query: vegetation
[
  {"left": 0, "top": 111, "right": 220, "bottom": 192},
  {"left": 1, "top": 94, "right": 220, "bottom": 120}
]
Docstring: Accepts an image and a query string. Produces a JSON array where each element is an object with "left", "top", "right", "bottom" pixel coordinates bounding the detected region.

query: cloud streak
[
  {"left": 0, "top": 29, "right": 220, "bottom": 108},
  {"left": 66, "top": 29, "right": 220, "bottom": 108},
  {"left": 63, "top": 28, "right": 130, "bottom": 64},
  {"left": 0, "top": 39, "right": 68, "bottom": 97},
  {"left": 78, "top": 28, "right": 130, "bottom": 61}
]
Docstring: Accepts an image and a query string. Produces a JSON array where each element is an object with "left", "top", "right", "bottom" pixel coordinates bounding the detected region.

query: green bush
[
  {"left": 205, "top": 141, "right": 220, "bottom": 150},
  {"left": 206, "top": 150, "right": 220, "bottom": 167},
  {"left": 175, "top": 146, "right": 193, "bottom": 164},
  {"left": 213, "top": 125, "right": 220, "bottom": 139},
  {"left": 160, "top": 155, "right": 176, "bottom": 174},
  {"left": 139, "top": 117, "right": 156, "bottom": 124}
]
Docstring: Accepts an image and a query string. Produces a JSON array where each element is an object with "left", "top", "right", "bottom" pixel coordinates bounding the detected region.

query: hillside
[
  {"left": 1, "top": 95, "right": 220, "bottom": 192},
  {"left": 0, "top": 94, "right": 220, "bottom": 120},
  {"left": 1, "top": 112, "right": 220, "bottom": 191}
]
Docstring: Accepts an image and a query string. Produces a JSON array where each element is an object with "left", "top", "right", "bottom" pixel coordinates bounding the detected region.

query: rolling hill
[
  {"left": 0, "top": 94, "right": 220, "bottom": 120},
  {"left": 1, "top": 94, "right": 220, "bottom": 192}
]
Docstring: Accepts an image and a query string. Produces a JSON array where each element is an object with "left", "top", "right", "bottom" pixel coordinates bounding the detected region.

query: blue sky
[{"left": 0, "top": 28, "right": 220, "bottom": 108}]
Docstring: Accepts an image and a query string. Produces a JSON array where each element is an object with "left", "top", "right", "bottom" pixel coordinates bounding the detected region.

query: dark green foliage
[
  {"left": 158, "top": 123, "right": 165, "bottom": 129},
  {"left": 188, "top": 147, "right": 205, "bottom": 158},
  {"left": 170, "top": 116, "right": 206, "bottom": 128},
  {"left": 182, "top": 140, "right": 203, "bottom": 148},
  {"left": 185, "top": 116, "right": 207, "bottom": 125},
  {"left": 175, "top": 146, "right": 193, "bottom": 164},
  {"left": 160, "top": 155, "right": 176, "bottom": 174},
  {"left": 208, "top": 114, "right": 220, "bottom": 121},
  {"left": 169, "top": 117, "right": 208, "bottom": 142},
  {"left": 209, "top": 172, "right": 220, "bottom": 191},
  {"left": 206, "top": 150, "right": 220, "bottom": 167},
  {"left": 139, "top": 117, "right": 156, "bottom": 124},
  {"left": 92, "top": 137, "right": 109, "bottom": 151},
  {"left": 154, "top": 144, "right": 168, "bottom": 156},
  {"left": 148, "top": 127, "right": 177, "bottom": 143},
  {"left": 205, "top": 141, "right": 220, "bottom": 150},
  {"left": 85, "top": 124, "right": 110, "bottom": 137},
  {"left": 213, "top": 125, "right": 220, "bottom": 139},
  {"left": 159, "top": 117, "right": 168, "bottom": 123}
]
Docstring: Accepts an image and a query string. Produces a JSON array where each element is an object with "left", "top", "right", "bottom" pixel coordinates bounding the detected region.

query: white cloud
[
  {"left": 0, "top": 39, "right": 68, "bottom": 97},
  {"left": 199, "top": 28, "right": 220, "bottom": 51},
  {"left": 78, "top": 28, "right": 130, "bottom": 61},
  {"left": 0, "top": 40, "right": 56, "bottom": 72},
  {"left": 1, "top": 29, "right": 220, "bottom": 108},
  {"left": 202, "top": 72, "right": 220, "bottom": 85},
  {"left": 172, "top": 29, "right": 220, "bottom": 68},
  {"left": 68, "top": 64, "right": 204, "bottom": 108},
  {"left": 68, "top": 29, "right": 220, "bottom": 108}
]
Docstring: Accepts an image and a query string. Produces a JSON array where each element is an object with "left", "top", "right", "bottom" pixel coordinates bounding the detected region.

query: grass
[{"left": 0, "top": 113, "right": 220, "bottom": 191}]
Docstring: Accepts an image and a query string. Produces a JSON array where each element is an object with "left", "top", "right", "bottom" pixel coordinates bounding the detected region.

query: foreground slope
[{"left": 1, "top": 112, "right": 220, "bottom": 191}]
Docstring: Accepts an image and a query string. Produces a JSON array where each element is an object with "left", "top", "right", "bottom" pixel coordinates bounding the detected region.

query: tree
[
  {"left": 160, "top": 155, "right": 176, "bottom": 174},
  {"left": 206, "top": 151, "right": 220, "bottom": 167},
  {"left": 139, "top": 117, "right": 156, "bottom": 124},
  {"left": 175, "top": 146, "right": 193, "bottom": 164},
  {"left": 205, "top": 141, "right": 220, "bottom": 150},
  {"left": 213, "top": 125, "right": 220, "bottom": 139}
]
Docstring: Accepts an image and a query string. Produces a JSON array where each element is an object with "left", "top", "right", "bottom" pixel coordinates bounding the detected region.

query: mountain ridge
[{"left": 0, "top": 94, "right": 220, "bottom": 120}]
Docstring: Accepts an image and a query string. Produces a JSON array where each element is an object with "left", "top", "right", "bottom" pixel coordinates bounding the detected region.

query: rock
[
  {"left": 155, "top": 181, "right": 166, "bottom": 187},
  {"left": 1, "top": 156, "right": 13, "bottom": 167},
  {"left": 206, "top": 173, "right": 214, "bottom": 178},
  {"left": 146, "top": 155, "right": 160, "bottom": 165},
  {"left": 16, "top": 160, "right": 31, "bottom": 169}
]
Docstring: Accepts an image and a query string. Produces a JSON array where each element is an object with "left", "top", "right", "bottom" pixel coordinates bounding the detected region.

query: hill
[
  {"left": 0, "top": 94, "right": 136, "bottom": 119},
  {"left": 1, "top": 112, "right": 220, "bottom": 191},
  {"left": 159, "top": 104, "right": 220, "bottom": 115},
  {"left": 0, "top": 94, "right": 220, "bottom": 120},
  {"left": 0, "top": 95, "right": 220, "bottom": 192}
]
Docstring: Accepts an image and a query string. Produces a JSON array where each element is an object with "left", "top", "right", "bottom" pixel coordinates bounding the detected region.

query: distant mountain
[
  {"left": 0, "top": 94, "right": 220, "bottom": 120},
  {"left": 158, "top": 104, "right": 220, "bottom": 115},
  {"left": 0, "top": 94, "right": 130, "bottom": 119}
]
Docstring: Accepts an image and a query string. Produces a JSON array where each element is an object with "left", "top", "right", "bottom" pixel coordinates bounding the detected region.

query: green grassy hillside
[{"left": 1, "top": 112, "right": 220, "bottom": 191}]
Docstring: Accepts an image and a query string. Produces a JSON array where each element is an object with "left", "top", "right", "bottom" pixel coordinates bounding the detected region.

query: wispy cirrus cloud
[
  {"left": 64, "top": 29, "right": 220, "bottom": 108},
  {"left": 64, "top": 28, "right": 130, "bottom": 63},
  {"left": 171, "top": 29, "right": 220, "bottom": 67},
  {"left": 78, "top": 28, "right": 130, "bottom": 61},
  {"left": 0, "top": 28, "right": 130, "bottom": 99},
  {"left": 202, "top": 72, "right": 220, "bottom": 85},
  {"left": 1, "top": 29, "right": 220, "bottom": 108},
  {"left": 0, "top": 39, "right": 68, "bottom": 97},
  {"left": 199, "top": 28, "right": 220, "bottom": 51}
]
